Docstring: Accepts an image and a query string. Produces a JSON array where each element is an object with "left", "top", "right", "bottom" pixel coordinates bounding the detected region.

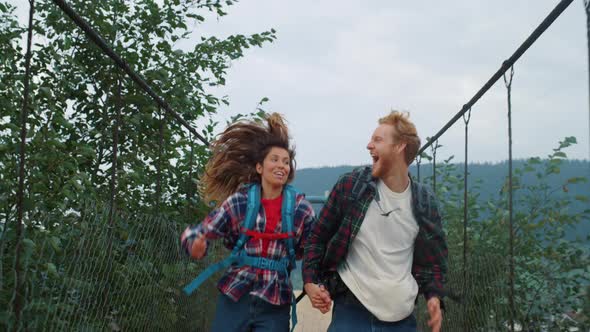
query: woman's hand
[
  {"left": 303, "top": 283, "right": 332, "bottom": 314},
  {"left": 190, "top": 234, "right": 207, "bottom": 259}
]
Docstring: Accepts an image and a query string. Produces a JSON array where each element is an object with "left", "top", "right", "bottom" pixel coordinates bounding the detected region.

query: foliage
[
  {"left": 1, "top": 204, "right": 229, "bottom": 331},
  {"left": 414, "top": 137, "right": 590, "bottom": 331},
  {"left": 1, "top": 0, "right": 275, "bottom": 330},
  {"left": 0, "top": 0, "right": 277, "bottom": 220}
]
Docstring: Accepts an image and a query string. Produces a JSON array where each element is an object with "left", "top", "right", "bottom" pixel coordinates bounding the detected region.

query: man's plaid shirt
[
  {"left": 181, "top": 186, "right": 315, "bottom": 305},
  {"left": 303, "top": 166, "right": 448, "bottom": 300}
]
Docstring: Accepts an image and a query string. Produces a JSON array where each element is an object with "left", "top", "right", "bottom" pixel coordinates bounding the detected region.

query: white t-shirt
[{"left": 338, "top": 179, "right": 419, "bottom": 321}]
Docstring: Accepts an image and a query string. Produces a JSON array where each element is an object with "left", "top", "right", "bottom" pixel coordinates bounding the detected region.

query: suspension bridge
[{"left": 1, "top": 0, "right": 589, "bottom": 331}]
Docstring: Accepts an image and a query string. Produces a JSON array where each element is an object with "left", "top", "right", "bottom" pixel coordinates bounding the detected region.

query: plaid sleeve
[
  {"left": 294, "top": 197, "right": 316, "bottom": 260},
  {"left": 180, "top": 192, "right": 243, "bottom": 257},
  {"left": 302, "top": 174, "right": 349, "bottom": 284},
  {"left": 412, "top": 190, "right": 448, "bottom": 299}
]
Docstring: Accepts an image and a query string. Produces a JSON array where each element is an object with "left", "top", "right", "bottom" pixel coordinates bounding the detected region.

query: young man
[{"left": 303, "top": 111, "right": 447, "bottom": 332}]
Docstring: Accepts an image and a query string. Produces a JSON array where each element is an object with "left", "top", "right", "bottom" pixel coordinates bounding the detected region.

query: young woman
[{"left": 181, "top": 113, "right": 315, "bottom": 331}]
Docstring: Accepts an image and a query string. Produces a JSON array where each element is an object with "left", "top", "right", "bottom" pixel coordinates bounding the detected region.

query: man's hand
[
  {"left": 303, "top": 283, "right": 332, "bottom": 314},
  {"left": 190, "top": 234, "right": 207, "bottom": 259},
  {"left": 427, "top": 296, "right": 442, "bottom": 332}
]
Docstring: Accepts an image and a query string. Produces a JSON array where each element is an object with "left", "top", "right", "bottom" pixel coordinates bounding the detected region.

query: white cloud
[
  {"left": 8, "top": 0, "right": 589, "bottom": 168},
  {"left": 203, "top": 0, "right": 589, "bottom": 168}
]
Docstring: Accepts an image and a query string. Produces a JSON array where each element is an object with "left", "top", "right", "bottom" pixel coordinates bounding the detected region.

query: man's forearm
[{"left": 302, "top": 240, "right": 324, "bottom": 284}]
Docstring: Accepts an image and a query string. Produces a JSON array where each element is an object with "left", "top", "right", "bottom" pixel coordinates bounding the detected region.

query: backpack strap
[
  {"left": 183, "top": 256, "right": 237, "bottom": 295},
  {"left": 183, "top": 184, "right": 261, "bottom": 295},
  {"left": 282, "top": 184, "right": 298, "bottom": 269},
  {"left": 280, "top": 184, "right": 300, "bottom": 331},
  {"left": 232, "top": 183, "right": 261, "bottom": 255},
  {"left": 350, "top": 167, "right": 373, "bottom": 200}
]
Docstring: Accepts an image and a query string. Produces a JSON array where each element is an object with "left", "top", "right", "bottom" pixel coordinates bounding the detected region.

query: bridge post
[
  {"left": 504, "top": 66, "right": 516, "bottom": 332},
  {"left": 462, "top": 108, "right": 472, "bottom": 332},
  {"left": 14, "top": 1, "right": 35, "bottom": 331}
]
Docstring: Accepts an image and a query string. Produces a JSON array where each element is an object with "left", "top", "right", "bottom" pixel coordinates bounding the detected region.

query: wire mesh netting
[{"left": 1, "top": 203, "right": 224, "bottom": 331}]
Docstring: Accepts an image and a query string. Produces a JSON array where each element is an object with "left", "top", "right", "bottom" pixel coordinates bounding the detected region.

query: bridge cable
[
  {"left": 186, "top": 131, "right": 195, "bottom": 218},
  {"left": 417, "top": 0, "right": 574, "bottom": 157},
  {"left": 462, "top": 107, "right": 472, "bottom": 332},
  {"left": 416, "top": 154, "right": 422, "bottom": 182},
  {"left": 50, "top": 0, "right": 209, "bottom": 147},
  {"left": 156, "top": 106, "right": 165, "bottom": 212},
  {"left": 504, "top": 65, "right": 516, "bottom": 332},
  {"left": 431, "top": 140, "right": 440, "bottom": 194},
  {"left": 104, "top": 1, "right": 123, "bottom": 314}
]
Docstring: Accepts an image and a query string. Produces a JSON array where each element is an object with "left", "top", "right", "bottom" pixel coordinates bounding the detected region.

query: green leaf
[
  {"left": 22, "top": 238, "right": 36, "bottom": 260},
  {"left": 567, "top": 177, "right": 588, "bottom": 184},
  {"left": 564, "top": 136, "right": 577, "bottom": 144},
  {"left": 22, "top": 238, "right": 35, "bottom": 248},
  {"left": 46, "top": 262, "right": 59, "bottom": 278},
  {"left": 528, "top": 157, "right": 541, "bottom": 164},
  {"left": 49, "top": 236, "right": 62, "bottom": 253},
  {"left": 39, "top": 86, "right": 51, "bottom": 97}
]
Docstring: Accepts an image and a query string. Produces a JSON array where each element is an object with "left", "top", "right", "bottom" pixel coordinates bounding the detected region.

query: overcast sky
[{"left": 9, "top": 0, "right": 590, "bottom": 168}]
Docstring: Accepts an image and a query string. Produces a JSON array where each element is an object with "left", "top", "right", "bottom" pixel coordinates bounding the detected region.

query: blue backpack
[{"left": 183, "top": 183, "right": 299, "bottom": 329}]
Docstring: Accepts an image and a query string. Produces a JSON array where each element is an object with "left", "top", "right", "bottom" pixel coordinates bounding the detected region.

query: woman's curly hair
[{"left": 200, "top": 113, "right": 296, "bottom": 206}]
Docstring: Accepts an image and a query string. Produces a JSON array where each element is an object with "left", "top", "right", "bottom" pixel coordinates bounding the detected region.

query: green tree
[
  {"left": 416, "top": 137, "right": 590, "bottom": 331},
  {"left": 1, "top": 0, "right": 276, "bottom": 330}
]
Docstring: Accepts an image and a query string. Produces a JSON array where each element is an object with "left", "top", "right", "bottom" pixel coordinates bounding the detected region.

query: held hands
[
  {"left": 303, "top": 283, "right": 332, "bottom": 314},
  {"left": 189, "top": 234, "right": 207, "bottom": 259},
  {"left": 427, "top": 296, "right": 442, "bottom": 332}
]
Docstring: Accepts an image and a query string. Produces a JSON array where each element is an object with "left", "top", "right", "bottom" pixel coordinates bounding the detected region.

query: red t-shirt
[{"left": 260, "top": 195, "right": 282, "bottom": 256}]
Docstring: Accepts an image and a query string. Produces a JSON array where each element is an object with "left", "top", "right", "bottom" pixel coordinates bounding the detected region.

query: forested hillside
[
  {"left": 294, "top": 160, "right": 588, "bottom": 199},
  {"left": 293, "top": 159, "right": 589, "bottom": 239}
]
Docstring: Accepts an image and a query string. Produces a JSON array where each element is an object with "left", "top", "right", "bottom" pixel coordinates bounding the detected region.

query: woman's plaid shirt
[
  {"left": 303, "top": 166, "right": 448, "bottom": 300},
  {"left": 181, "top": 186, "right": 315, "bottom": 305}
]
